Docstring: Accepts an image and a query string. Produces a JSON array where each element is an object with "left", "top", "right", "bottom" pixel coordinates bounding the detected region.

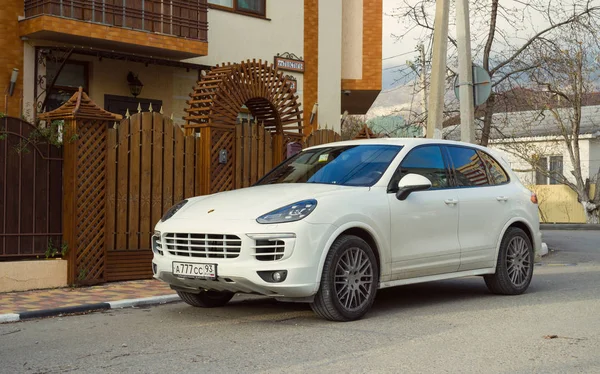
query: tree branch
[{"left": 490, "top": 5, "right": 600, "bottom": 75}]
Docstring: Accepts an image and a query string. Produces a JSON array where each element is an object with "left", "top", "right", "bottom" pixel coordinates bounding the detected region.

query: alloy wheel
[
  {"left": 506, "top": 236, "right": 532, "bottom": 287},
  {"left": 334, "top": 247, "right": 374, "bottom": 311}
]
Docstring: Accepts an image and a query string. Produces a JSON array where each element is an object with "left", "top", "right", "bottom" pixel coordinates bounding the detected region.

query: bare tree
[
  {"left": 391, "top": 0, "right": 600, "bottom": 145},
  {"left": 341, "top": 115, "right": 366, "bottom": 140},
  {"left": 494, "top": 28, "right": 600, "bottom": 223}
]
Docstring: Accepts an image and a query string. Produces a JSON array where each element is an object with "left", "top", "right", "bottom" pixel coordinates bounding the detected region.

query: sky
[{"left": 381, "top": 0, "right": 420, "bottom": 89}]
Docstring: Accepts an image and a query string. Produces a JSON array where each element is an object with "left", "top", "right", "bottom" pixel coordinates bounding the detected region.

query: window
[
  {"left": 447, "top": 146, "right": 490, "bottom": 187},
  {"left": 389, "top": 145, "right": 449, "bottom": 190},
  {"left": 535, "top": 156, "right": 563, "bottom": 185},
  {"left": 478, "top": 151, "right": 509, "bottom": 185},
  {"left": 45, "top": 60, "right": 88, "bottom": 111},
  {"left": 549, "top": 156, "right": 563, "bottom": 185},
  {"left": 535, "top": 157, "right": 548, "bottom": 185},
  {"left": 256, "top": 145, "right": 401, "bottom": 187},
  {"left": 208, "top": 0, "right": 266, "bottom": 16},
  {"left": 208, "top": 0, "right": 233, "bottom": 6}
]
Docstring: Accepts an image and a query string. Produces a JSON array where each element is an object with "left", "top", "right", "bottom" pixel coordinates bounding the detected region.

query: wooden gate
[
  {"left": 235, "top": 120, "right": 274, "bottom": 188},
  {"left": 105, "top": 112, "right": 201, "bottom": 281},
  {"left": 0, "top": 117, "right": 63, "bottom": 259}
]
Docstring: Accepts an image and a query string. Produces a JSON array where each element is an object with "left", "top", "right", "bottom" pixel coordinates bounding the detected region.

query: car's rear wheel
[
  {"left": 484, "top": 227, "right": 534, "bottom": 295},
  {"left": 311, "top": 235, "right": 379, "bottom": 322},
  {"left": 177, "top": 290, "right": 234, "bottom": 308}
]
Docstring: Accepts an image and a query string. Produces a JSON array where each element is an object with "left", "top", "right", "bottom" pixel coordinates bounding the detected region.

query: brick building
[{"left": 0, "top": 0, "right": 382, "bottom": 133}]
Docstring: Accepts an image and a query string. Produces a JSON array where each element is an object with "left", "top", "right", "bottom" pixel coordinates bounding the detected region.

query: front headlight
[
  {"left": 161, "top": 200, "right": 188, "bottom": 222},
  {"left": 257, "top": 199, "right": 317, "bottom": 224}
]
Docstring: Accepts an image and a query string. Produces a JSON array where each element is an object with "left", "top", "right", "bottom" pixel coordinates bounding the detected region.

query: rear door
[{"left": 445, "top": 146, "right": 514, "bottom": 271}]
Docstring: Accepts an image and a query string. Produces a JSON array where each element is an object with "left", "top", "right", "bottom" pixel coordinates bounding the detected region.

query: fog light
[
  {"left": 152, "top": 263, "right": 157, "bottom": 275},
  {"left": 257, "top": 270, "right": 288, "bottom": 283}
]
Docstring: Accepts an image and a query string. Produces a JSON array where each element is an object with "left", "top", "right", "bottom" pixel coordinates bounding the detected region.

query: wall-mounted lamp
[
  {"left": 127, "top": 71, "right": 143, "bottom": 98},
  {"left": 309, "top": 102, "right": 318, "bottom": 124},
  {"left": 9, "top": 68, "right": 19, "bottom": 97}
]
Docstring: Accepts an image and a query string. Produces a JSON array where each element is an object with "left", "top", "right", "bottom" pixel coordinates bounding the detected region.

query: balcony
[{"left": 20, "top": 0, "right": 208, "bottom": 59}]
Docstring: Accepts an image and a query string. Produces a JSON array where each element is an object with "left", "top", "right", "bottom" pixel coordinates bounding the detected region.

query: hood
[{"left": 171, "top": 184, "right": 356, "bottom": 221}]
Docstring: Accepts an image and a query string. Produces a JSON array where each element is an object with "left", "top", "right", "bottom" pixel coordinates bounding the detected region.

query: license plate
[{"left": 172, "top": 262, "right": 216, "bottom": 279}]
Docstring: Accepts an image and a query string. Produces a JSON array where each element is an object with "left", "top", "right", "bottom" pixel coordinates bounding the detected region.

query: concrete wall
[
  {"left": 342, "top": 0, "right": 363, "bottom": 80},
  {"left": 0, "top": 260, "right": 68, "bottom": 292},
  {"left": 317, "top": 0, "right": 342, "bottom": 132}
]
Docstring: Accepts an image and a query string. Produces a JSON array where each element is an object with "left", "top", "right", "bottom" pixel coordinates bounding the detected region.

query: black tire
[
  {"left": 177, "top": 290, "right": 234, "bottom": 308},
  {"left": 484, "top": 227, "right": 534, "bottom": 295},
  {"left": 311, "top": 235, "right": 379, "bottom": 322}
]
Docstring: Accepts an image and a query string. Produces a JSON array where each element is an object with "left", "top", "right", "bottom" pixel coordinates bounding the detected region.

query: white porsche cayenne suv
[{"left": 152, "top": 139, "right": 541, "bottom": 321}]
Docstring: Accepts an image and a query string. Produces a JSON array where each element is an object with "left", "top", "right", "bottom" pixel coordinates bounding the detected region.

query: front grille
[
  {"left": 152, "top": 235, "right": 164, "bottom": 256},
  {"left": 165, "top": 233, "right": 241, "bottom": 259},
  {"left": 253, "top": 239, "right": 285, "bottom": 261}
]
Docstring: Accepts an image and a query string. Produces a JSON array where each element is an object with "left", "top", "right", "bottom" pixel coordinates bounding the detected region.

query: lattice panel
[
  {"left": 74, "top": 120, "right": 108, "bottom": 284},
  {"left": 210, "top": 128, "right": 235, "bottom": 194},
  {"left": 184, "top": 60, "right": 303, "bottom": 137}
]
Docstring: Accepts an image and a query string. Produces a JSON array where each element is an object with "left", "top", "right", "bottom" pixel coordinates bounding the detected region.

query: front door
[{"left": 388, "top": 145, "right": 461, "bottom": 280}]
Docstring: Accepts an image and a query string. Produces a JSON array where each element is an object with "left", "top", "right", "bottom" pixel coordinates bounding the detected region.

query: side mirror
[{"left": 396, "top": 174, "right": 432, "bottom": 201}]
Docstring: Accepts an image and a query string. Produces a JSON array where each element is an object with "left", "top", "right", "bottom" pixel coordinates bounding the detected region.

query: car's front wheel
[
  {"left": 177, "top": 290, "right": 234, "bottom": 308},
  {"left": 311, "top": 235, "right": 379, "bottom": 322},
  {"left": 484, "top": 227, "right": 534, "bottom": 295}
]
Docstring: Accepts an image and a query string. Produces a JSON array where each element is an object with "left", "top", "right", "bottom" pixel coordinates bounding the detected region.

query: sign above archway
[{"left": 274, "top": 52, "right": 305, "bottom": 73}]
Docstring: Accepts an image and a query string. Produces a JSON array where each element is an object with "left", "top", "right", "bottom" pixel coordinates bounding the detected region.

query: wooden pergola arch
[{"left": 184, "top": 59, "right": 303, "bottom": 137}]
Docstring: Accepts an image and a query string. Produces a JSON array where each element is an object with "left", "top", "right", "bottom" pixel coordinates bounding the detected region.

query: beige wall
[
  {"left": 0, "top": 260, "right": 67, "bottom": 292},
  {"left": 318, "top": 0, "right": 343, "bottom": 131},
  {"left": 189, "top": 1, "right": 305, "bottom": 112},
  {"left": 88, "top": 58, "right": 196, "bottom": 124},
  {"left": 342, "top": 0, "right": 363, "bottom": 80},
  {"left": 492, "top": 138, "right": 594, "bottom": 186},
  {"left": 530, "top": 184, "right": 596, "bottom": 223}
]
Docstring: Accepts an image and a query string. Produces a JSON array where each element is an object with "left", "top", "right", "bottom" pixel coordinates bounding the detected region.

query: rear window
[
  {"left": 446, "top": 146, "right": 490, "bottom": 187},
  {"left": 478, "top": 151, "right": 510, "bottom": 185}
]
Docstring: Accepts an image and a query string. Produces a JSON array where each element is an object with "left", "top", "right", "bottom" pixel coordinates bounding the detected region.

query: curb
[
  {"left": 0, "top": 294, "right": 180, "bottom": 324},
  {"left": 541, "top": 224, "right": 600, "bottom": 231}
]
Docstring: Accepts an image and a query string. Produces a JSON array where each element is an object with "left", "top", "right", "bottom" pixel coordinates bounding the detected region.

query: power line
[
  {"left": 382, "top": 50, "right": 417, "bottom": 61},
  {"left": 383, "top": 63, "right": 410, "bottom": 71}
]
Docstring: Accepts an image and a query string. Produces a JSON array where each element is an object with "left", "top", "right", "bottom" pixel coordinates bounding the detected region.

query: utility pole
[
  {"left": 426, "top": 0, "right": 450, "bottom": 139},
  {"left": 419, "top": 44, "right": 428, "bottom": 137},
  {"left": 456, "top": 0, "right": 476, "bottom": 143}
]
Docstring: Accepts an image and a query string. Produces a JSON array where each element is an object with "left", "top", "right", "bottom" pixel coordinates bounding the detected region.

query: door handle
[
  {"left": 444, "top": 199, "right": 458, "bottom": 205},
  {"left": 496, "top": 196, "right": 509, "bottom": 202}
]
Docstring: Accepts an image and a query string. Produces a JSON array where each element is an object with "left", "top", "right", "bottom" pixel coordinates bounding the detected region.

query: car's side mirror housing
[{"left": 396, "top": 174, "right": 432, "bottom": 201}]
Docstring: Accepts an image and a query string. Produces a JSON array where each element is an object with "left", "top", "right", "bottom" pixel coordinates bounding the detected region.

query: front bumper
[{"left": 152, "top": 218, "right": 333, "bottom": 298}]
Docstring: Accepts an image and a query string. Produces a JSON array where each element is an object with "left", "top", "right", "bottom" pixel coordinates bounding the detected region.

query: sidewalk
[{"left": 0, "top": 279, "right": 180, "bottom": 323}]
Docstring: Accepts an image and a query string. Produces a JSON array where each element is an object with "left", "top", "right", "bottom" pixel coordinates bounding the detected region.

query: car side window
[
  {"left": 478, "top": 151, "right": 510, "bottom": 185},
  {"left": 389, "top": 145, "right": 449, "bottom": 191},
  {"left": 446, "top": 146, "right": 490, "bottom": 187}
]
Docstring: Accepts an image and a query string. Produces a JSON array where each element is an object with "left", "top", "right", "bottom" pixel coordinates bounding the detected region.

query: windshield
[{"left": 256, "top": 144, "right": 402, "bottom": 187}]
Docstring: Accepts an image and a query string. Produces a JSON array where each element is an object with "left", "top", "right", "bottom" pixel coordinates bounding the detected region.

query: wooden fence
[
  {"left": 0, "top": 117, "right": 63, "bottom": 260},
  {"left": 304, "top": 128, "right": 342, "bottom": 148},
  {"left": 105, "top": 112, "right": 201, "bottom": 281},
  {"left": 235, "top": 120, "right": 274, "bottom": 188}
]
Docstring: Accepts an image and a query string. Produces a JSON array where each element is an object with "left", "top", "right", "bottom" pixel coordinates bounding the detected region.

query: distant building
[{"left": 367, "top": 115, "right": 422, "bottom": 138}]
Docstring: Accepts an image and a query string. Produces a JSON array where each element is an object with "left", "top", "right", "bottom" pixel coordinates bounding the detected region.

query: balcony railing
[{"left": 24, "top": 0, "right": 208, "bottom": 41}]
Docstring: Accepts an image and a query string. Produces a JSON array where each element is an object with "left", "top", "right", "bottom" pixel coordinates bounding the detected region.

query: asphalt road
[{"left": 1, "top": 230, "right": 599, "bottom": 374}]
